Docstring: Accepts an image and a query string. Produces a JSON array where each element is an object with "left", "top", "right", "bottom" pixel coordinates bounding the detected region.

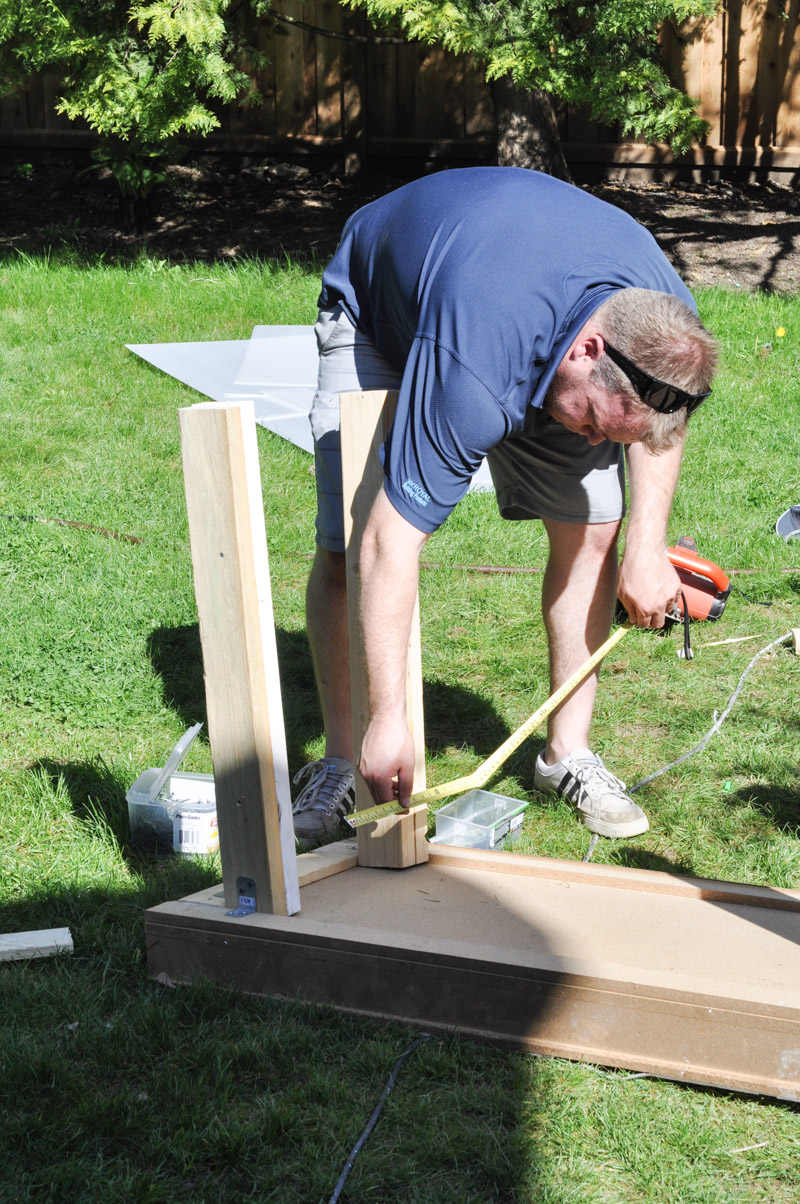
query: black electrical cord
[{"left": 328, "top": 1034, "right": 431, "bottom": 1204}]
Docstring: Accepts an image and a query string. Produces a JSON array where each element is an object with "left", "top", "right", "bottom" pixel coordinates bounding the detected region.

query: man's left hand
[{"left": 617, "top": 546, "right": 681, "bottom": 628}]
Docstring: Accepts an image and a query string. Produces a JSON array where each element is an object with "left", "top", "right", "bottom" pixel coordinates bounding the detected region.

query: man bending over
[{"left": 291, "top": 167, "right": 717, "bottom": 844}]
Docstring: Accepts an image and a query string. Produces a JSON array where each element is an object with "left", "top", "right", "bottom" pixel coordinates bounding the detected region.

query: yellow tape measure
[
  {"left": 345, "top": 799, "right": 410, "bottom": 828},
  {"left": 346, "top": 624, "right": 630, "bottom": 829}
]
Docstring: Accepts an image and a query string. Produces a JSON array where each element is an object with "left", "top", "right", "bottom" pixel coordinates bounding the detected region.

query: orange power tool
[{"left": 666, "top": 535, "right": 731, "bottom": 621}]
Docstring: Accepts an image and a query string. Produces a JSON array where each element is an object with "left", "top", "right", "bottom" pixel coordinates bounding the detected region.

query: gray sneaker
[
  {"left": 533, "top": 747, "right": 649, "bottom": 838},
  {"left": 292, "top": 757, "right": 356, "bottom": 842}
]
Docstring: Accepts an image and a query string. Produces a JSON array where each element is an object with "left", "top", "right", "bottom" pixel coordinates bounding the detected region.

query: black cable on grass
[
  {"left": 732, "top": 584, "right": 774, "bottom": 607},
  {"left": 328, "top": 1033, "right": 431, "bottom": 1204}
]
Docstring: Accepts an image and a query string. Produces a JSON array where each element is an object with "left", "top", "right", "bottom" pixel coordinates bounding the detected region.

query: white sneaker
[
  {"left": 533, "top": 747, "right": 649, "bottom": 838},
  {"left": 292, "top": 757, "right": 356, "bottom": 842}
]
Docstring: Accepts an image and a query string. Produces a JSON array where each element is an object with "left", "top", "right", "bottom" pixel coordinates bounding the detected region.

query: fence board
[
  {"left": 395, "top": 41, "right": 417, "bottom": 137},
  {"left": 368, "top": 43, "right": 398, "bottom": 138},
  {"left": 701, "top": 10, "right": 725, "bottom": 145},
  {"left": 414, "top": 46, "right": 465, "bottom": 139},
  {"left": 777, "top": 0, "right": 800, "bottom": 145},
  {"left": 274, "top": 1, "right": 310, "bottom": 137},
  {"left": 464, "top": 58, "right": 494, "bottom": 138},
  {"left": 316, "top": 0, "right": 343, "bottom": 137},
  {"left": 678, "top": 15, "right": 706, "bottom": 108},
  {"left": 737, "top": 0, "right": 773, "bottom": 146}
]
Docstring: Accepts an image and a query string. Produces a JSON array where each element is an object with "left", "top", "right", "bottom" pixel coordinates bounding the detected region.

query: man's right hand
[
  {"left": 358, "top": 714, "right": 417, "bottom": 806},
  {"left": 356, "top": 490, "right": 428, "bottom": 805}
]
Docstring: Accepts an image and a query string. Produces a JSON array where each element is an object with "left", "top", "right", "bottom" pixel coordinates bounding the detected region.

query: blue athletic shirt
[{"left": 318, "top": 167, "right": 695, "bottom": 533}]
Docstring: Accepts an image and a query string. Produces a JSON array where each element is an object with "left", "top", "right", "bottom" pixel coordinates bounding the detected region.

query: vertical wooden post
[
  {"left": 339, "top": 391, "right": 429, "bottom": 868},
  {"left": 179, "top": 401, "right": 300, "bottom": 916}
]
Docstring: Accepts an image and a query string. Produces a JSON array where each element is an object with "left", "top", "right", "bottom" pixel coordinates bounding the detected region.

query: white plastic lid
[{"left": 147, "top": 722, "right": 204, "bottom": 800}]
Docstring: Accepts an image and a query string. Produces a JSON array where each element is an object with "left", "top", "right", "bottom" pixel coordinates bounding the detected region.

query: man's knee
[
  {"left": 544, "top": 518, "right": 621, "bottom": 566},
  {"left": 310, "top": 545, "right": 347, "bottom": 592}
]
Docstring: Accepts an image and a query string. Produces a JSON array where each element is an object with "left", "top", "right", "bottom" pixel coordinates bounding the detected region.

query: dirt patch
[
  {"left": 593, "top": 177, "right": 800, "bottom": 294},
  {"left": 2, "top": 157, "right": 800, "bottom": 292}
]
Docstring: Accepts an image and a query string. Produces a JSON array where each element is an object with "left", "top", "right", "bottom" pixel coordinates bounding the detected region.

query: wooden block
[
  {"left": 338, "top": 390, "right": 428, "bottom": 869},
  {"left": 179, "top": 401, "right": 300, "bottom": 916},
  {"left": 0, "top": 928, "right": 73, "bottom": 962},
  {"left": 145, "top": 849, "right": 800, "bottom": 1101},
  {"left": 296, "top": 838, "right": 358, "bottom": 887}
]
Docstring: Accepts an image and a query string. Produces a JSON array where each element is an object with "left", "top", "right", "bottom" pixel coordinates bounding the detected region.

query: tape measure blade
[{"left": 347, "top": 799, "right": 407, "bottom": 828}]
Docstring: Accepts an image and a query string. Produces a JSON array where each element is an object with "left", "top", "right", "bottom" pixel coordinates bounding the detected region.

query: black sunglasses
[{"left": 604, "top": 342, "right": 711, "bottom": 415}]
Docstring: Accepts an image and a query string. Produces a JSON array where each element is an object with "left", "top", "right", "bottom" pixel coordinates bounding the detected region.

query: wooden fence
[{"left": 3, "top": 0, "right": 800, "bottom": 180}]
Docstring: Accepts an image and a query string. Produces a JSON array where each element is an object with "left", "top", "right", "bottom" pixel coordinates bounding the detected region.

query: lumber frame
[
  {"left": 179, "top": 401, "right": 299, "bottom": 916},
  {"left": 146, "top": 843, "right": 800, "bottom": 1100},
  {"left": 146, "top": 394, "right": 800, "bottom": 1101},
  {"left": 339, "top": 390, "right": 428, "bottom": 868}
]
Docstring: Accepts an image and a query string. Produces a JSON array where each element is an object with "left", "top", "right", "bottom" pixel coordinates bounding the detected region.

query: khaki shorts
[{"left": 310, "top": 305, "right": 626, "bottom": 552}]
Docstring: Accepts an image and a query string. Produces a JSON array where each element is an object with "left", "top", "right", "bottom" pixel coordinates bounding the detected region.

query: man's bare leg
[
  {"left": 291, "top": 547, "right": 356, "bottom": 841},
  {"left": 305, "top": 546, "right": 354, "bottom": 761},
  {"left": 540, "top": 517, "right": 620, "bottom": 765},
  {"left": 536, "top": 518, "right": 648, "bottom": 837}
]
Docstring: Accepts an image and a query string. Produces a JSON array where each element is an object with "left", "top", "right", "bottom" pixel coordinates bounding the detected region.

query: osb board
[{"left": 146, "top": 848, "right": 800, "bottom": 1101}]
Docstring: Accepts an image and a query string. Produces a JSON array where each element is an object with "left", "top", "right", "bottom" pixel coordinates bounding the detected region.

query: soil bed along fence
[{"left": 3, "top": 0, "right": 800, "bottom": 183}]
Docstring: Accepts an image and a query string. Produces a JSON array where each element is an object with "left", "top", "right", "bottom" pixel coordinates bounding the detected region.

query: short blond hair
[{"left": 591, "top": 289, "right": 719, "bottom": 452}]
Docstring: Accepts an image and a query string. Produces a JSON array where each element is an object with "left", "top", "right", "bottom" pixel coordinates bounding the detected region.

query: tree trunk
[{"left": 491, "top": 74, "right": 572, "bottom": 182}]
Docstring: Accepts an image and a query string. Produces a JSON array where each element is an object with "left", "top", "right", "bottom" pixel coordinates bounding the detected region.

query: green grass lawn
[{"left": 1, "top": 254, "right": 799, "bottom": 1203}]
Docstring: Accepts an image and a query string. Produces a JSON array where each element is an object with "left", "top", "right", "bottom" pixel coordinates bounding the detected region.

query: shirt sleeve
[{"left": 382, "top": 336, "right": 514, "bottom": 533}]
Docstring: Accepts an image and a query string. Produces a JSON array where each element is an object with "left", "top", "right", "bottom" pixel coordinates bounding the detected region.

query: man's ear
[{"left": 569, "top": 330, "right": 604, "bottom": 368}]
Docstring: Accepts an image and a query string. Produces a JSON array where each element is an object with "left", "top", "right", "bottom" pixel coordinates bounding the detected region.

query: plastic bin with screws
[{"left": 126, "top": 723, "right": 218, "bottom": 856}]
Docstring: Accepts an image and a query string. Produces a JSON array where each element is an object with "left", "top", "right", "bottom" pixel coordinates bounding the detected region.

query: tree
[
  {"left": 0, "top": 0, "right": 269, "bottom": 219},
  {"left": 343, "top": 0, "right": 719, "bottom": 177}
]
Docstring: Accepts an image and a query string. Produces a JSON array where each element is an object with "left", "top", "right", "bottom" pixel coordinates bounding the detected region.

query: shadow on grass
[
  {"left": 147, "top": 622, "right": 514, "bottom": 776},
  {"left": 607, "top": 847, "right": 699, "bottom": 877},
  {"left": 0, "top": 878, "right": 545, "bottom": 1204},
  {"left": 30, "top": 754, "right": 222, "bottom": 888},
  {"left": 731, "top": 781, "right": 800, "bottom": 836}
]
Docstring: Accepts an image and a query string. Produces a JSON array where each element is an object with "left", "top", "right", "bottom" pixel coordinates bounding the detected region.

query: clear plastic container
[
  {"left": 126, "top": 725, "right": 218, "bottom": 856},
  {"left": 432, "top": 788, "right": 528, "bottom": 850}
]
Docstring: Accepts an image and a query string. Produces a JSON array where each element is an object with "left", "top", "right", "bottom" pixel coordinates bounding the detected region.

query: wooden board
[
  {"left": 0, "top": 928, "right": 73, "bottom": 962},
  {"left": 146, "top": 846, "right": 800, "bottom": 1100},
  {"left": 339, "top": 391, "right": 428, "bottom": 869},
  {"left": 179, "top": 401, "right": 300, "bottom": 916}
]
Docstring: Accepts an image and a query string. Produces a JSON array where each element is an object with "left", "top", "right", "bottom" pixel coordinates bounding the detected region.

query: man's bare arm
[
  {"left": 357, "top": 490, "right": 429, "bottom": 803},
  {"left": 618, "top": 437, "right": 685, "bottom": 627}
]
